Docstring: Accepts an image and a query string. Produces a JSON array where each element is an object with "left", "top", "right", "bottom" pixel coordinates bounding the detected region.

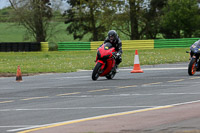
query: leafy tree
[
  {"left": 160, "top": 0, "right": 200, "bottom": 38},
  {"left": 0, "top": 7, "right": 13, "bottom": 22},
  {"left": 64, "top": 0, "right": 123, "bottom": 41},
  {"left": 113, "top": 0, "right": 145, "bottom": 40},
  {"left": 9, "top": 0, "right": 54, "bottom": 42},
  {"left": 142, "top": 0, "right": 168, "bottom": 39},
  {"left": 114, "top": 0, "right": 168, "bottom": 40}
]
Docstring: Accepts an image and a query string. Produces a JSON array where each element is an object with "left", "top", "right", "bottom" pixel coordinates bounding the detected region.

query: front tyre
[
  {"left": 92, "top": 62, "right": 102, "bottom": 80},
  {"left": 188, "top": 58, "right": 197, "bottom": 76}
]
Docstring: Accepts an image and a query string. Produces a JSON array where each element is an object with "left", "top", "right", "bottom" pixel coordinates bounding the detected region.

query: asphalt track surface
[{"left": 0, "top": 62, "right": 200, "bottom": 133}]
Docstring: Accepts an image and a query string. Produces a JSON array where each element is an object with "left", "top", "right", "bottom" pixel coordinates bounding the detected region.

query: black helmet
[{"left": 108, "top": 30, "right": 118, "bottom": 43}]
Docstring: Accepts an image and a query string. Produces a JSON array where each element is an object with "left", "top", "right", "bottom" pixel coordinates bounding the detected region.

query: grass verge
[{"left": 0, "top": 48, "right": 190, "bottom": 76}]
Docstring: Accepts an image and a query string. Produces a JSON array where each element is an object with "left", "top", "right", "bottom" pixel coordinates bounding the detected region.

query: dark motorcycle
[
  {"left": 92, "top": 42, "right": 117, "bottom": 80},
  {"left": 187, "top": 40, "right": 200, "bottom": 76}
]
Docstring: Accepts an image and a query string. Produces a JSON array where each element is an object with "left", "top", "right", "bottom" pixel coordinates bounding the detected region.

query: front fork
[
  {"left": 95, "top": 60, "right": 106, "bottom": 74},
  {"left": 191, "top": 55, "right": 200, "bottom": 71},
  {"left": 196, "top": 58, "right": 200, "bottom": 71}
]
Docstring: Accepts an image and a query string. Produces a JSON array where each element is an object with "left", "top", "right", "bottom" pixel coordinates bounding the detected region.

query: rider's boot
[{"left": 114, "top": 65, "right": 119, "bottom": 73}]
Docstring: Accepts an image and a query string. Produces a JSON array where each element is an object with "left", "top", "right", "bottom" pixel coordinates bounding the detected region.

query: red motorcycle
[{"left": 92, "top": 42, "right": 117, "bottom": 80}]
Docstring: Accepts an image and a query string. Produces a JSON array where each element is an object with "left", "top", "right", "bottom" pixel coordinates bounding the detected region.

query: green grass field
[
  {"left": 0, "top": 22, "right": 191, "bottom": 76},
  {"left": 0, "top": 48, "right": 190, "bottom": 75},
  {"left": 0, "top": 22, "right": 93, "bottom": 51},
  {"left": 0, "top": 22, "right": 91, "bottom": 42},
  {"left": 0, "top": 22, "right": 130, "bottom": 43}
]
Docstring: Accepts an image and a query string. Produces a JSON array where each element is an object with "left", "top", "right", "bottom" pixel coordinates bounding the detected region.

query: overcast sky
[
  {"left": 0, "top": 0, "right": 69, "bottom": 11},
  {"left": 0, "top": 0, "right": 10, "bottom": 9}
]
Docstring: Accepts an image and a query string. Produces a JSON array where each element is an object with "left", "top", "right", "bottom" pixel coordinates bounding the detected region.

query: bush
[{"left": 48, "top": 42, "right": 58, "bottom": 51}]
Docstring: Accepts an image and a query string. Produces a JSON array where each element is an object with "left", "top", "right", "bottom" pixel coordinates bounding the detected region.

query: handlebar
[{"left": 112, "top": 52, "right": 121, "bottom": 59}]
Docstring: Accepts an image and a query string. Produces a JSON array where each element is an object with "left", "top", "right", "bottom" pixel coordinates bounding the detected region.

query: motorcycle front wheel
[
  {"left": 188, "top": 58, "right": 197, "bottom": 76},
  {"left": 92, "top": 62, "right": 102, "bottom": 80}
]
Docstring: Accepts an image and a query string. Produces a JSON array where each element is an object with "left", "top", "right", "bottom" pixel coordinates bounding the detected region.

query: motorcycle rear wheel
[
  {"left": 188, "top": 58, "right": 197, "bottom": 76},
  {"left": 92, "top": 62, "right": 102, "bottom": 80},
  {"left": 106, "top": 71, "right": 116, "bottom": 79}
]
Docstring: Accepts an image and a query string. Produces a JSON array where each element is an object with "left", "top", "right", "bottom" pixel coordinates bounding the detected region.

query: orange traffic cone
[
  {"left": 16, "top": 65, "right": 22, "bottom": 82},
  {"left": 131, "top": 50, "right": 144, "bottom": 73}
]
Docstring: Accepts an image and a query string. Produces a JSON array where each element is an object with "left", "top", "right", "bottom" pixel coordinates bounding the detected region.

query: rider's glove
[
  {"left": 113, "top": 52, "right": 121, "bottom": 59},
  {"left": 116, "top": 52, "right": 121, "bottom": 57},
  {"left": 115, "top": 52, "right": 121, "bottom": 59}
]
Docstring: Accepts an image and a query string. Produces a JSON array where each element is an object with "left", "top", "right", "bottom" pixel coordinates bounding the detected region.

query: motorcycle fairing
[{"left": 95, "top": 43, "right": 116, "bottom": 76}]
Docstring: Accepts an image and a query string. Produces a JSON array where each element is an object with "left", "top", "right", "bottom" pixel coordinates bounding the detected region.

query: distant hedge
[{"left": 0, "top": 42, "right": 49, "bottom": 52}]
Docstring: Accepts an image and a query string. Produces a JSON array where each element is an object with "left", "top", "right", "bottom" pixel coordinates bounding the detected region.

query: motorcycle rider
[
  {"left": 100, "top": 30, "right": 122, "bottom": 72},
  {"left": 193, "top": 40, "right": 200, "bottom": 46}
]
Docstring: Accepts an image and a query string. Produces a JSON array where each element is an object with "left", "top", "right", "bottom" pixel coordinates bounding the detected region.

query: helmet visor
[{"left": 109, "top": 36, "right": 114, "bottom": 42}]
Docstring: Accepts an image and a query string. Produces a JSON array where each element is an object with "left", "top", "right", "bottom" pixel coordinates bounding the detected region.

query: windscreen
[
  {"left": 193, "top": 40, "right": 200, "bottom": 47},
  {"left": 104, "top": 42, "right": 113, "bottom": 50}
]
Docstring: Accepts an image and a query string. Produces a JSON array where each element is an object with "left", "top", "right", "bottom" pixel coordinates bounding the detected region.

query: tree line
[{"left": 5, "top": 0, "right": 200, "bottom": 42}]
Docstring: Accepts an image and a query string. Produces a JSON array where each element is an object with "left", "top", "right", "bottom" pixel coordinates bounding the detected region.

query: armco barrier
[
  {"left": 41, "top": 42, "right": 49, "bottom": 52},
  {"left": 122, "top": 40, "right": 154, "bottom": 50},
  {"left": 154, "top": 38, "right": 199, "bottom": 48},
  {"left": 58, "top": 42, "right": 90, "bottom": 51},
  {"left": 89, "top": 40, "right": 154, "bottom": 51},
  {"left": 57, "top": 38, "right": 200, "bottom": 51},
  {"left": 0, "top": 42, "right": 49, "bottom": 52},
  {"left": 91, "top": 41, "right": 103, "bottom": 50},
  {"left": 90, "top": 40, "right": 154, "bottom": 51}
]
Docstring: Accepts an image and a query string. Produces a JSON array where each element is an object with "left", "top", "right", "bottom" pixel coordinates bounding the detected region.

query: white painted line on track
[
  {"left": 7, "top": 106, "right": 173, "bottom": 132},
  {"left": 168, "top": 79, "right": 185, "bottom": 83},
  {"left": 0, "top": 88, "right": 16, "bottom": 90},
  {"left": 78, "top": 67, "right": 188, "bottom": 72},
  {"left": 0, "top": 67, "right": 188, "bottom": 80},
  {"left": 56, "top": 92, "right": 81, "bottom": 96},
  {"left": 0, "top": 106, "right": 157, "bottom": 112},
  {"left": 171, "top": 99, "right": 200, "bottom": 106},
  {"left": 142, "top": 82, "right": 163, "bottom": 86},
  {"left": 122, "top": 67, "right": 188, "bottom": 71},
  {"left": 20, "top": 96, "right": 49, "bottom": 101},
  {"left": 0, "top": 125, "right": 38, "bottom": 128},
  {"left": 8, "top": 100, "right": 200, "bottom": 133},
  {"left": 160, "top": 93, "right": 200, "bottom": 95},
  {"left": 190, "top": 77, "right": 200, "bottom": 79},
  {"left": 57, "top": 86, "right": 118, "bottom": 89},
  {"left": 0, "top": 98, "right": 16, "bottom": 100},
  {"left": 46, "top": 92, "right": 200, "bottom": 98},
  {"left": 117, "top": 85, "right": 137, "bottom": 89},
  {"left": 88, "top": 89, "right": 110, "bottom": 93},
  {"left": 0, "top": 100, "right": 14, "bottom": 104},
  {"left": 3, "top": 93, "right": 200, "bottom": 112},
  {"left": 77, "top": 69, "right": 92, "bottom": 72},
  {"left": 55, "top": 76, "right": 90, "bottom": 80},
  {"left": 0, "top": 78, "right": 9, "bottom": 79}
]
